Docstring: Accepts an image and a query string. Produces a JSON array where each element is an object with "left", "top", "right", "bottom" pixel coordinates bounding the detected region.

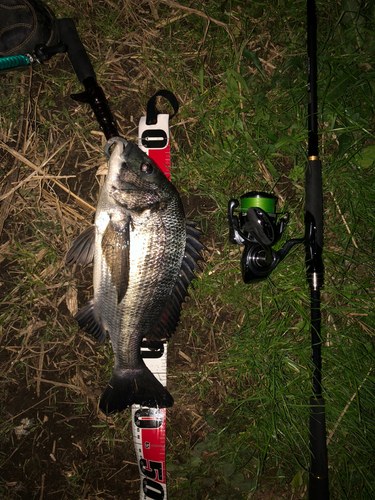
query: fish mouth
[{"left": 105, "top": 137, "right": 128, "bottom": 158}]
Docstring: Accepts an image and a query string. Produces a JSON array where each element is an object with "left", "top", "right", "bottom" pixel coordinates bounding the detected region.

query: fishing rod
[
  {"left": 228, "top": 0, "right": 329, "bottom": 498},
  {"left": 305, "top": 0, "right": 329, "bottom": 497}
]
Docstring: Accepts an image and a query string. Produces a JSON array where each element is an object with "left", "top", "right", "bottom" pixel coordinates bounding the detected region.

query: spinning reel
[{"left": 228, "top": 192, "right": 303, "bottom": 283}]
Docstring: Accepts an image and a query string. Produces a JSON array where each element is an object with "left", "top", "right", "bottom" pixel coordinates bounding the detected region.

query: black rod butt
[{"left": 309, "top": 396, "right": 329, "bottom": 499}]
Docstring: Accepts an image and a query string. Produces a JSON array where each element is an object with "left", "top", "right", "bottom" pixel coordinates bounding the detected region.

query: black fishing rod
[
  {"left": 305, "top": 0, "right": 329, "bottom": 497},
  {"left": 228, "top": 0, "right": 329, "bottom": 497}
]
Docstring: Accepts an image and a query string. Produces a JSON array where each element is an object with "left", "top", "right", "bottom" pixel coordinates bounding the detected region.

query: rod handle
[
  {"left": 57, "top": 18, "right": 96, "bottom": 82},
  {"left": 309, "top": 396, "right": 329, "bottom": 499},
  {"left": 305, "top": 159, "right": 324, "bottom": 288},
  {"left": 305, "top": 159, "right": 323, "bottom": 247}
]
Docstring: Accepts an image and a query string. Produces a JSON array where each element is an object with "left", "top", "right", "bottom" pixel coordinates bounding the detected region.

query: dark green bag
[{"left": 0, "top": 0, "right": 59, "bottom": 57}]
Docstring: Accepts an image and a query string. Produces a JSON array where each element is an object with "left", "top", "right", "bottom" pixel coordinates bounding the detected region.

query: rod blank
[{"left": 305, "top": 1, "right": 329, "bottom": 498}]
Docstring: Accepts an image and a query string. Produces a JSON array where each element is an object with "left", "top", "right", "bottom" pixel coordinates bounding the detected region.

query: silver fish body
[{"left": 66, "top": 139, "right": 204, "bottom": 414}]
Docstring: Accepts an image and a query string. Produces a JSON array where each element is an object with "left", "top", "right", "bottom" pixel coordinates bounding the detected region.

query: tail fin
[{"left": 99, "top": 366, "right": 173, "bottom": 415}]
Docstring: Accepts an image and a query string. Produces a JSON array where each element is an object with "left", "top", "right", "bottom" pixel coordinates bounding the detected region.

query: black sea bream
[{"left": 66, "top": 139, "right": 203, "bottom": 414}]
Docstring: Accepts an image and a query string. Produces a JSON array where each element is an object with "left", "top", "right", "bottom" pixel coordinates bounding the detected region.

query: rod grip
[
  {"left": 305, "top": 159, "right": 323, "bottom": 247},
  {"left": 57, "top": 18, "right": 96, "bottom": 82},
  {"left": 309, "top": 396, "right": 329, "bottom": 499},
  {"left": 305, "top": 159, "right": 324, "bottom": 288}
]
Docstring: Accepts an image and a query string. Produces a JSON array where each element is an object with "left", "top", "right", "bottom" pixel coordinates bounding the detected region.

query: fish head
[{"left": 106, "top": 140, "right": 176, "bottom": 211}]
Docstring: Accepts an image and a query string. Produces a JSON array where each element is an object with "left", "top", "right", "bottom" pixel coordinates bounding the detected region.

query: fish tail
[{"left": 99, "top": 366, "right": 174, "bottom": 415}]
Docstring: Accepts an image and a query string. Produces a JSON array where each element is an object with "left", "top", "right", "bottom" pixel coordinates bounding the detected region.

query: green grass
[
  {"left": 144, "top": 1, "right": 375, "bottom": 498},
  {"left": 0, "top": 0, "right": 374, "bottom": 499}
]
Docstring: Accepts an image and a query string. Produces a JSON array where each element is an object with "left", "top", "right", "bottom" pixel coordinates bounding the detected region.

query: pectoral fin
[
  {"left": 102, "top": 218, "right": 130, "bottom": 304},
  {"left": 65, "top": 225, "right": 96, "bottom": 266}
]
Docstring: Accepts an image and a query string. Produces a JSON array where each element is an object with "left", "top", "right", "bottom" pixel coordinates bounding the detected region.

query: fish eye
[{"left": 141, "top": 162, "right": 153, "bottom": 175}]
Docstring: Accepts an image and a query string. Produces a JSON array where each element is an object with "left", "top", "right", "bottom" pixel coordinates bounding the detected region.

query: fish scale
[{"left": 99, "top": 212, "right": 182, "bottom": 367}]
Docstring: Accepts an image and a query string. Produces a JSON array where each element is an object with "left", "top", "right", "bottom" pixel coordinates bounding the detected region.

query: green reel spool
[{"left": 240, "top": 192, "right": 277, "bottom": 215}]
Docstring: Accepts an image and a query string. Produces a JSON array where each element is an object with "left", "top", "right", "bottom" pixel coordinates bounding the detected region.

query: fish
[{"left": 65, "top": 139, "right": 204, "bottom": 414}]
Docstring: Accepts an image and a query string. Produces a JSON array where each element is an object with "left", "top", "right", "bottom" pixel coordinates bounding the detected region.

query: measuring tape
[
  {"left": 133, "top": 91, "right": 177, "bottom": 499},
  {"left": 132, "top": 344, "right": 168, "bottom": 500},
  {"left": 138, "top": 114, "right": 171, "bottom": 181}
]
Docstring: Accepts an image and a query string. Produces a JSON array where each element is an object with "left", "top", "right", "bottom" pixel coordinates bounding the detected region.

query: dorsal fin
[{"left": 151, "top": 220, "right": 205, "bottom": 341}]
